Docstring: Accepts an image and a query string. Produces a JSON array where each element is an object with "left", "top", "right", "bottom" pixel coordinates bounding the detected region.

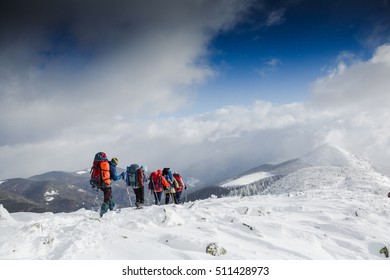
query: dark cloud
[
  {"left": 1, "top": 0, "right": 389, "bottom": 181},
  {"left": 0, "top": 0, "right": 253, "bottom": 142},
  {"left": 0, "top": 0, "right": 254, "bottom": 178}
]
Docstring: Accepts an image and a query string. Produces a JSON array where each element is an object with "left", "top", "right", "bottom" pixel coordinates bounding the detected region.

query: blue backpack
[{"left": 126, "top": 164, "right": 139, "bottom": 188}]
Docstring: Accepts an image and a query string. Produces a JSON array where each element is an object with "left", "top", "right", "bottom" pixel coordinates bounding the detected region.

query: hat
[{"left": 111, "top": 158, "right": 118, "bottom": 166}]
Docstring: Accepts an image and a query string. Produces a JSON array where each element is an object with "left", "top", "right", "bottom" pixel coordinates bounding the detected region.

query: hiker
[
  {"left": 89, "top": 152, "right": 113, "bottom": 217},
  {"left": 163, "top": 168, "right": 179, "bottom": 204},
  {"left": 134, "top": 165, "right": 147, "bottom": 207},
  {"left": 103, "top": 157, "right": 125, "bottom": 212},
  {"left": 148, "top": 171, "right": 159, "bottom": 205},
  {"left": 173, "top": 172, "right": 186, "bottom": 204},
  {"left": 149, "top": 170, "right": 170, "bottom": 205},
  {"left": 125, "top": 164, "right": 147, "bottom": 208},
  {"left": 149, "top": 171, "right": 161, "bottom": 205}
]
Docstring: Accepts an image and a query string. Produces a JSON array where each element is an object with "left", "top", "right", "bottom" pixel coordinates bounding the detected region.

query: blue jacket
[{"left": 110, "top": 162, "right": 124, "bottom": 181}]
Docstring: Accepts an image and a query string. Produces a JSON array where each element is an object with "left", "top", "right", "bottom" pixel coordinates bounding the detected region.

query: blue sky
[
  {"left": 1, "top": 0, "right": 390, "bottom": 183},
  {"left": 192, "top": 0, "right": 388, "bottom": 111}
]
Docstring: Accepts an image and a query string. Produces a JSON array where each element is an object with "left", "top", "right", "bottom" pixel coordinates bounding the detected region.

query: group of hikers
[{"left": 89, "top": 152, "right": 187, "bottom": 217}]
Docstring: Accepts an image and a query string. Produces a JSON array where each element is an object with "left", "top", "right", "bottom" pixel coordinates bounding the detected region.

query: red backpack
[
  {"left": 90, "top": 152, "right": 111, "bottom": 188},
  {"left": 149, "top": 171, "right": 162, "bottom": 192},
  {"left": 173, "top": 173, "right": 184, "bottom": 191}
]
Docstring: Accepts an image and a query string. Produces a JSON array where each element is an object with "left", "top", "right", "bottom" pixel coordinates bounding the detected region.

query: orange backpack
[{"left": 90, "top": 152, "right": 111, "bottom": 187}]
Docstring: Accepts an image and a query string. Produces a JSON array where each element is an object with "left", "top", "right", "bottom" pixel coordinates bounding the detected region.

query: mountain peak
[{"left": 298, "top": 143, "right": 370, "bottom": 169}]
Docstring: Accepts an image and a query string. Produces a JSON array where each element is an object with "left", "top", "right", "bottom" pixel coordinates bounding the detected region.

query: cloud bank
[
  {"left": 0, "top": 0, "right": 252, "bottom": 179},
  {"left": 0, "top": 0, "right": 251, "bottom": 140},
  {"left": 132, "top": 44, "right": 390, "bottom": 183},
  {"left": 1, "top": 1, "right": 390, "bottom": 185}
]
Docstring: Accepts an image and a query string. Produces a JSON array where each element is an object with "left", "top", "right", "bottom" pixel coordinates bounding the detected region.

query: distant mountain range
[
  {"left": 0, "top": 144, "right": 385, "bottom": 213},
  {"left": 0, "top": 169, "right": 135, "bottom": 213}
]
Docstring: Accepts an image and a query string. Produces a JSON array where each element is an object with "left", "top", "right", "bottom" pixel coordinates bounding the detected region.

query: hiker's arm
[
  {"left": 161, "top": 176, "right": 170, "bottom": 187},
  {"left": 110, "top": 165, "right": 124, "bottom": 181}
]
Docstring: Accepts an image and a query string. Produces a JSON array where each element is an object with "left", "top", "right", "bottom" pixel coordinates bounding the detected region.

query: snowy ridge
[
  {"left": 264, "top": 165, "right": 390, "bottom": 196},
  {"left": 219, "top": 144, "right": 374, "bottom": 190},
  {"left": 296, "top": 144, "right": 372, "bottom": 170},
  {"left": 1, "top": 164, "right": 390, "bottom": 260},
  {"left": 226, "top": 145, "right": 384, "bottom": 199},
  {"left": 1, "top": 144, "right": 390, "bottom": 260}
]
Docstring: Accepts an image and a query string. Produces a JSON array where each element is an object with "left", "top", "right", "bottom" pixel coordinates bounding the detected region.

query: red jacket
[{"left": 149, "top": 170, "right": 170, "bottom": 192}]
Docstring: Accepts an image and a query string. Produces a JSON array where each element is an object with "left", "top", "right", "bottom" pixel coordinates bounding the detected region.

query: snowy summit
[{"left": 0, "top": 144, "right": 389, "bottom": 260}]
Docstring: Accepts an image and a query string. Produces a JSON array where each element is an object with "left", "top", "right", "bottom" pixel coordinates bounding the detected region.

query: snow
[
  {"left": 1, "top": 143, "right": 390, "bottom": 279},
  {"left": 185, "top": 177, "right": 201, "bottom": 187},
  {"left": 297, "top": 144, "right": 372, "bottom": 169},
  {"left": 221, "top": 172, "right": 273, "bottom": 187},
  {"left": 1, "top": 162, "right": 389, "bottom": 261},
  {"left": 44, "top": 189, "right": 59, "bottom": 202},
  {"left": 75, "top": 169, "right": 89, "bottom": 175}
]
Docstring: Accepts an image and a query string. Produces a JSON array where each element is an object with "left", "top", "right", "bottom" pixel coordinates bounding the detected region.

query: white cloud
[
  {"left": 1, "top": 1, "right": 390, "bottom": 185},
  {"left": 371, "top": 44, "right": 390, "bottom": 64},
  {"left": 266, "top": 9, "right": 286, "bottom": 26},
  {"left": 4, "top": 44, "right": 390, "bottom": 182},
  {"left": 0, "top": 0, "right": 253, "bottom": 143},
  {"left": 308, "top": 44, "right": 390, "bottom": 166},
  {"left": 144, "top": 44, "right": 390, "bottom": 180},
  {"left": 0, "top": 0, "right": 256, "bottom": 179},
  {"left": 311, "top": 44, "right": 390, "bottom": 111},
  {"left": 256, "top": 57, "right": 281, "bottom": 77}
]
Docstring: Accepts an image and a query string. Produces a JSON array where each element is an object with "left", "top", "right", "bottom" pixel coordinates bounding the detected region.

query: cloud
[
  {"left": 306, "top": 44, "right": 390, "bottom": 166},
  {"left": 0, "top": 0, "right": 258, "bottom": 178},
  {"left": 131, "top": 44, "right": 390, "bottom": 183},
  {"left": 0, "top": 0, "right": 252, "bottom": 143},
  {"left": 0, "top": 0, "right": 256, "bottom": 179},
  {"left": 256, "top": 57, "right": 281, "bottom": 77},
  {"left": 4, "top": 44, "right": 390, "bottom": 183},
  {"left": 265, "top": 9, "right": 286, "bottom": 26},
  {"left": 4, "top": 39, "right": 390, "bottom": 185},
  {"left": 311, "top": 44, "right": 390, "bottom": 111},
  {"left": 1, "top": 1, "right": 390, "bottom": 185}
]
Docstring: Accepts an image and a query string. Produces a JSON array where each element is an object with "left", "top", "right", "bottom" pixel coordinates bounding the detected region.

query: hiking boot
[
  {"left": 108, "top": 199, "right": 115, "bottom": 211},
  {"left": 100, "top": 202, "right": 109, "bottom": 217}
]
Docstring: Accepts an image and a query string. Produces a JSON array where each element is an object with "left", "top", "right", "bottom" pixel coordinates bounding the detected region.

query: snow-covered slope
[
  {"left": 1, "top": 163, "right": 390, "bottom": 260},
  {"left": 263, "top": 165, "right": 386, "bottom": 196},
  {"left": 220, "top": 144, "right": 373, "bottom": 188},
  {"left": 296, "top": 144, "right": 372, "bottom": 169},
  {"left": 1, "top": 143, "right": 389, "bottom": 260},
  {"left": 221, "top": 172, "right": 273, "bottom": 187}
]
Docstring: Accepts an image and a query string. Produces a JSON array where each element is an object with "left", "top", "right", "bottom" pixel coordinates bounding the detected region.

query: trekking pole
[
  {"left": 183, "top": 185, "right": 188, "bottom": 203},
  {"left": 123, "top": 170, "right": 133, "bottom": 207},
  {"left": 125, "top": 185, "right": 133, "bottom": 207},
  {"left": 90, "top": 183, "right": 100, "bottom": 211}
]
